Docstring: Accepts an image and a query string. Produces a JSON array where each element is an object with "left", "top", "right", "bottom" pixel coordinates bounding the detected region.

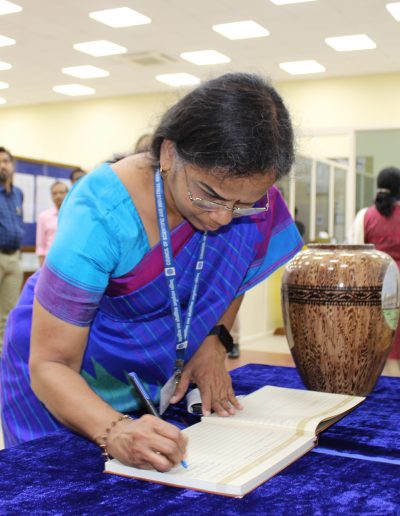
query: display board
[{"left": 12, "top": 157, "right": 78, "bottom": 247}]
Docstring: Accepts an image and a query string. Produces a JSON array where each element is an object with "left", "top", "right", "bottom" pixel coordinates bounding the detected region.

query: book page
[
  {"left": 182, "top": 422, "right": 305, "bottom": 483},
  {"left": 216, "top": 385, "right": 364, "bottom": 434},
  {"left": 106, "top": 422, "right": 314, "bottom": 495}
]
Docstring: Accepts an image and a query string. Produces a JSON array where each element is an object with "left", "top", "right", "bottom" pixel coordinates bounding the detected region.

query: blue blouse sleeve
[{"left": 35, "top": 164, "right": 149, "bottom": 326}]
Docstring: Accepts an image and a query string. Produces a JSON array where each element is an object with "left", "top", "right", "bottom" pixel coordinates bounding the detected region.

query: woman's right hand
[{"left": 106, "top": 415, "right": 188, "bottom": 471}]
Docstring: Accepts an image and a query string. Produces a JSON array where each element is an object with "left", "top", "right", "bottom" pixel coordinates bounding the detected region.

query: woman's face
[{"left": 162, "top": 143, "right": 276, "bottom": 232}]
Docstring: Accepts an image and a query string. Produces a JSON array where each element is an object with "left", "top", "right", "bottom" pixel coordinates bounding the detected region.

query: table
[{"left": 0, "top": 364, "right": 399, "bottom": 515}]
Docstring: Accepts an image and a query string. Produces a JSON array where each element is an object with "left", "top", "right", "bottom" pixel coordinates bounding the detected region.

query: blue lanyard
[{"left": 154, "top": 168, "right": 208, "bottom": 373}]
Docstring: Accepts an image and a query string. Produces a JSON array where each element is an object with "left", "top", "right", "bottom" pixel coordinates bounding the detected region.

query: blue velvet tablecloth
[{"left": 0, "top": 364, "right": 399, "bottom": 515}]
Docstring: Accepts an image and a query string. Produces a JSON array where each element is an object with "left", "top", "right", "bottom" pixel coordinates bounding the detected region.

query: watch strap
[{"left": 208, "top": 324, "right": 234, "bottom": 353}]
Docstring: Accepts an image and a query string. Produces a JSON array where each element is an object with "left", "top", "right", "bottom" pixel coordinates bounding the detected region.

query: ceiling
[{"left": 0, "top": 0, "right": 399, "bottom": 108}]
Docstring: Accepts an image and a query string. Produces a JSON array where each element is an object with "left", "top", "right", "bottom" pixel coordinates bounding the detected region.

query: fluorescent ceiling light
[
  {"left": 180, "top": 50, "right": 230, "bottom": 65},
  {"left": 0, "top": 60, "right": 11, "bottom": 70},
  {"left": 0, "top": 34, "right": 16, "bottom": 46},
  {"left": 213, "top": 21, "right": 269, "bottom": 40},
  {"left": 62, "top": 65, "right": 109, "bottom": 79},
  {"left": 0, "top": 0, "right": 21, "bottom": 15},
  {"left": 279, "top": 60, "right": 325, "bottom": 75},
  {"left": 386, "top": 2, "right": 400, "bottom": 21},
  {"left": 325, "top": 34, "right": 376, "bottom": 51},
  {"left": 0, "top": 98, "right": 6, "bottom": 104},
  {"left": 89, "top": 7, "right": 151, "bottom": 28},
  {"left": 52, "top": 84, "right": 96, "bottom": 96},
  {"left": 156, "top": 73, "right": 200, "bottom": 86},
  {"left": 270, "top": 0, "right": 316, "bottom": 4},
  {"left": 0, "top": 81, "right": 9, "bottom": 89},
  {"left": 73, "top": 40, "right": 127, "bottom": 57}
]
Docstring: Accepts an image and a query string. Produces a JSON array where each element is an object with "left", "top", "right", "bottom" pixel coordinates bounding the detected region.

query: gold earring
[{"left": 160, "top": 167, "right": 168, "bottom": 179}]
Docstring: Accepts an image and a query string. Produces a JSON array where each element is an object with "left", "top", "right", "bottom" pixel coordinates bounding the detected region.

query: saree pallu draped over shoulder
[{"left": 0, "top": 186, "right": 302, "bottom": 447}]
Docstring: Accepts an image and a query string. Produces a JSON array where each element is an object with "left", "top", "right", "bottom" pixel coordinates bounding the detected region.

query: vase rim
[{"left": 307, "top": 244, "right": 375, "bottom": 250}]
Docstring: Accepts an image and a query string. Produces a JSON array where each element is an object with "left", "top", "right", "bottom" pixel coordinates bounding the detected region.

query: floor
[
  {"left": 1, "top": 335, "right": 399, "bottom": 451},
  {"left": 227, "top": 335, "right": 400, "bottom": 378}
]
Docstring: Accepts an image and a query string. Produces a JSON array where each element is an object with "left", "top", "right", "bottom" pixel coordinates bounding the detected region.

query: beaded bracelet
[{"left": 96, "top": 414, "right": 131, "bottom": 462}]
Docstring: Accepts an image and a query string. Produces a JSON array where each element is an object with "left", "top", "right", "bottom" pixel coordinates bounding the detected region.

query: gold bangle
[{"left": 95, "top": 414, "right": 131, "bottom": 462}]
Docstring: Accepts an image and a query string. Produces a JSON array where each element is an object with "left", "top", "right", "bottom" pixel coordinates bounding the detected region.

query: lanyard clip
[
  {"left": 175, "top": 358, "right": 184, "bottom": 370},
  {"left": 174, "top": 359, "right": 184, "bottom": 383}
]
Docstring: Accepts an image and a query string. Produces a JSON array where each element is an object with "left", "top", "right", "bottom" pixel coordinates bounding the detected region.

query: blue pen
[{"left": 128, "top": 372, "right": 188, "bottom": 469}]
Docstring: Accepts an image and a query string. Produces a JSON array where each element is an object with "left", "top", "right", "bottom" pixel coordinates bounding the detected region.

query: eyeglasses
[{"left": 184, "top": 167, "right": 269, "bottom": 218}]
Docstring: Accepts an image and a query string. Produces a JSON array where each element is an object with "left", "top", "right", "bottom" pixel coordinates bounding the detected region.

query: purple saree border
[{"left": 35, "top": 265, "right": 102, "bottom": 326}]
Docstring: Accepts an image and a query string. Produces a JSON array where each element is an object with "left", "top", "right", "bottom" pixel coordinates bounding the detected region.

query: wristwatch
[{"left": 208, "top": 324, "right": 234, "bottom": 353}]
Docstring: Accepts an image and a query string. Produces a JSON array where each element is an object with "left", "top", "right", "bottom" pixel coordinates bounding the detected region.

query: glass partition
[
  {"left": 355, "top": 129, "right": 400, "bottom": 210},
  {"left": 291, "top": 157, "right": 311, "bottom": 242},
  {"left": 315, "top": 162, "right": 330, "bottom": 238},
  {"left": 334, "top": 167, "right": 346, "bottom": 243},
  {"left": 277, "top": 156, "right": 349, "bottom": 244}
]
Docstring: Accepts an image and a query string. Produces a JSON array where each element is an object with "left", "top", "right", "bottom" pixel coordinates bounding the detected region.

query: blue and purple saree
[{"left": 0, "top": 164, "right": 302, "bottom": 447}]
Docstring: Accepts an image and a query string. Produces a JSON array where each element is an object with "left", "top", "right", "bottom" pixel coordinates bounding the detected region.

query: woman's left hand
[{"left": 170, "top": 336, "right": 243, "bottom": 417}]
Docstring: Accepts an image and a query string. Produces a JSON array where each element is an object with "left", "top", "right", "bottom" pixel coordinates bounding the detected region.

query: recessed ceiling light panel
[
  {"left": 89, "top": 7, "right": 151, "bottom": 28},
  {"left": 0, "top": 34, "right": 16, "bottom": 47},
  {"left": 0, "top": 60, "right": 11, "bottom": 70},
  {"left": 180, "top": 50, "right": 230, "bottom": 65},
  {"left": 62, "top": 65, "right": 109, "bottom": 79},
  {"left": 325, "top": 34, "right": 376, "bottom": 51},
  {"left": 0, "top": 81, "right": 9, "bottom": 89},
  {"left": 212, "top": 21, "right": 269, "bottom": 40},
  {"left": 52, "top": 84, "right": 96, "bottom": 96},
  {"left": 270, "top": 0, "right": 316, "bottom": 4},
  {"left": 0, "top": 0, "right": 22, "bottom": 15},
  {"left": 156, "top": 73, "right": 200, "bottom": 86},
  {"left": 73, "top": 40, "right": 127, "bottom": 57},
  {"left": 386, "top": 2, "right": 400, "bottom": 21},
  {"left": 279, "top": 59, "right": 325, "bottom": 75},
  {"left": 0, "top": 97, "right": 6, "bottom": 104}
]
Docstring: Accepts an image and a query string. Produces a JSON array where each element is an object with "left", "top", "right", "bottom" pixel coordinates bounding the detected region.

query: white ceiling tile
[{"left": 0, "top": 0, "right": 398, "bottom": 107}]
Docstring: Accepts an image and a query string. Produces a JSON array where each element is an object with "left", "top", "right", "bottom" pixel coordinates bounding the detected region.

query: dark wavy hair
[
  {"left": 0, "top": 146, "right": 14, "bottom": 161},
  {"left": 151, "top": 73, "right": 294, "bottom": 180},
  {"left": 375, "top": 166, "right": 400, "bottom": 217}
]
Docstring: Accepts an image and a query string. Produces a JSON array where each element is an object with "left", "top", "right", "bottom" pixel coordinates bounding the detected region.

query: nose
[{"left": 208, "top": 209, "right": 233, "bottom": 227}]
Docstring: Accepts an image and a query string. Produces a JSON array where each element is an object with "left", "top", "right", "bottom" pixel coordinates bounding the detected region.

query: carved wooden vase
[{"left": 281, "top": 244, "right": 400, "bottom": 395}]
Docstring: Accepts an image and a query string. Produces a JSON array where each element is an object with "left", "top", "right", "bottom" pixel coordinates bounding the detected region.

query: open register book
[{"left": 105, "top": 385, "right": 364, "bottom": 498}]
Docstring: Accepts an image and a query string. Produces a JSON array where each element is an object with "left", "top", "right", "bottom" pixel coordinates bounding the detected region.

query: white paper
[{"left": 13, "top": 173, "right": 35, "bottom": 223}]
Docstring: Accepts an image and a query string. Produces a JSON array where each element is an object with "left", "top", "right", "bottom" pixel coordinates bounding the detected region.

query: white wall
[
  {"left": 278, "top": 72, "right": 400, "bottom": 130},
  {"left": 0, "top": 91, "right": 176, "bottom": 170},
  {"left": 2, "top": 72, "right": 400, "bottom": 169}
]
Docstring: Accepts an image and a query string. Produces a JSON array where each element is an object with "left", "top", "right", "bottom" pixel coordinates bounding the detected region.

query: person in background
[
  {"left": 348, "top": 166, "right": 400, "bottom": 358},
  {"left": 105, "top": 134, "right": 153, "bottom": 165},
  {"left": 0, "top": 146, "right": 24, "bottom": 352},
  {"left": 294, "top": 207, "right": 306, "bottom": 238},
  {"left": 35, "top": 181, "right": 69, "bottom": 267},
  {"left": 1, "top": 73, "right": 303, "bottom": 470},
  {"left": 134, "top": 134, "right": 152, "bottom": 154},
  {"left": 70, "top": 167, "right": 86, "bottom": 185}
]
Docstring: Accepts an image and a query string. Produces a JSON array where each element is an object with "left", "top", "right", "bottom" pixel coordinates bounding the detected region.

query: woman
[
  {"left": 353, "top": 167, "right": 400, "bottom": 358},
  {"left": 0, "top": 73, "right": 302, "bottom": 471}
]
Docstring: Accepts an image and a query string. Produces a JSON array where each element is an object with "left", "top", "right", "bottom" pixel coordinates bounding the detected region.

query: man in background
[
  {"left": 70, "top": 167, "right": 86, "bottom": 185},
  {"left": 134, "top": 134, "right": 152, "bottom": 153},
  {"left": 36, "top": 181, "right": 68, "bottom": 266},
  {"left": 0, "top": 146, "right": 24, "bottom": 351}
]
